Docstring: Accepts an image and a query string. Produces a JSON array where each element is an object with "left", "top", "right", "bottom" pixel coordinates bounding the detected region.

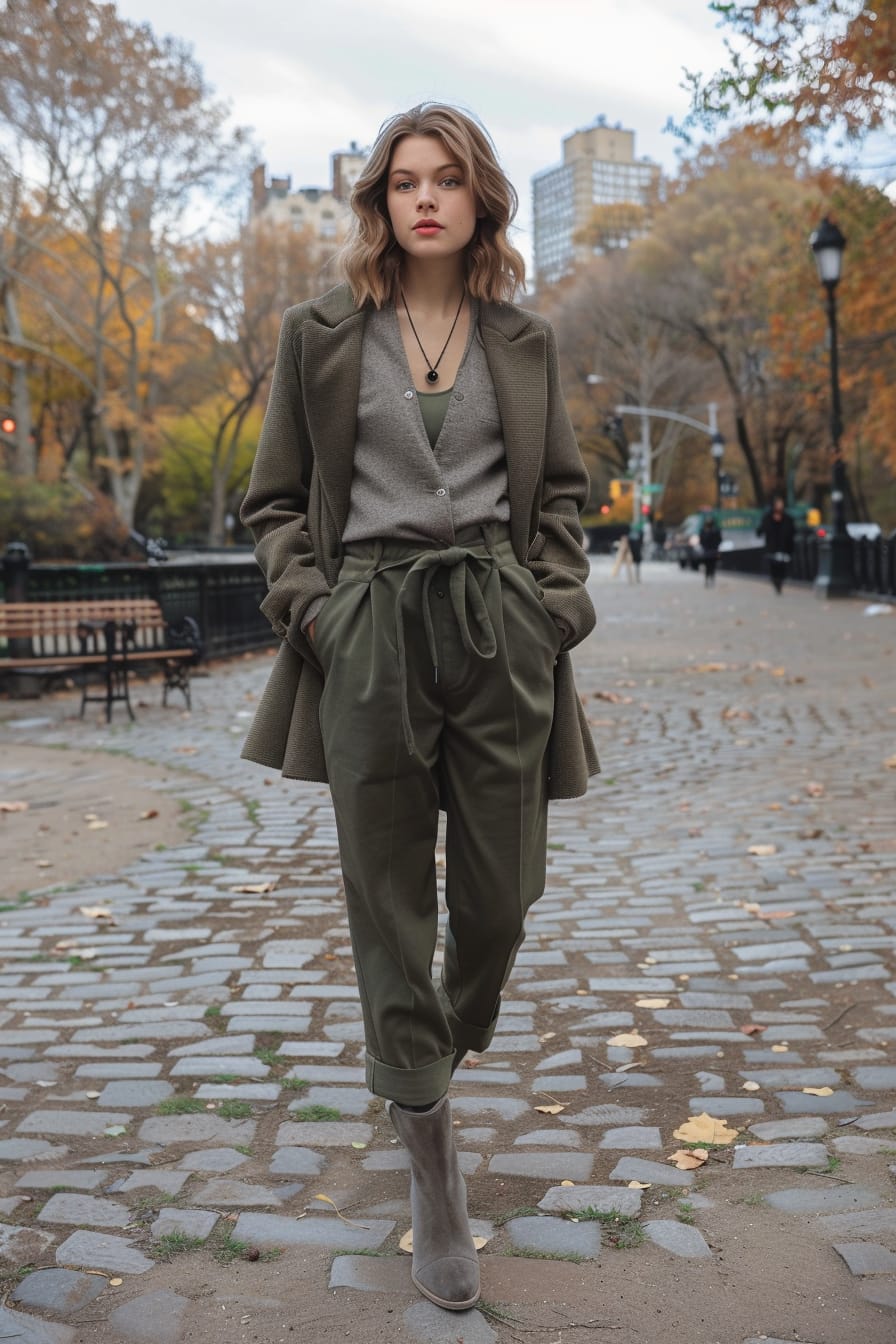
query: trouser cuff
[
  {"left": 366, "top": 1051, "right": 454, "bottom": 1106},
  {"left": 437, "top": 981, "right": 501, "bottom": 1055}
]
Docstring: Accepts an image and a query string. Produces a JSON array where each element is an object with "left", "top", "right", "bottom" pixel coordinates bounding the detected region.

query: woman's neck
[{"left": 399, "top": 257, "right": 467, "bottom": 317}]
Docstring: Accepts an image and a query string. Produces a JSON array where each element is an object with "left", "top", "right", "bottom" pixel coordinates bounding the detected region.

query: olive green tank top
[{"left": 417, "top": 387, "right": 453, "bottom": 449}]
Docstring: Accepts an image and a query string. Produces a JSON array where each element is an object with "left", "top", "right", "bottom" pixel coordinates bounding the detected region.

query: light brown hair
[{"left": 339, "top": 103, "right": 526, "bottom": 307}]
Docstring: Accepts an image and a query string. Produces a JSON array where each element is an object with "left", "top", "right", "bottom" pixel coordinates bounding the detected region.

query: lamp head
[{"left": 810, "top": 217, "right": 846, "bottom": 287}]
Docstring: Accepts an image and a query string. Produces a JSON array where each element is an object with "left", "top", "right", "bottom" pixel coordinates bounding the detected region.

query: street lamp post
[{"left": 810, "top": 217, "right": 852, "bottom": 599}]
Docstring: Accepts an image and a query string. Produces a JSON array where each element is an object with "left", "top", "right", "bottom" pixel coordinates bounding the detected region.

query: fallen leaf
[
  {"left": 560, "top": 1180, "right": 576, "bottom": 1187},
  {"left": 635, "top": 998, "right": 670, "bottom": 1009},
  {"left": 87, "top": 820, "right": 109, "bottom": 830},
  {"left": 627, "top": 1180, "right": 652, "bottom": 1189},
  {"left": 0, "top": 800, "right": 28, "bottom": 812},
  {"left": 673, "top": 1113, "right": 740, "bottom": 1145},
  {"left": 742, "top": 1081, "right": 761, "bottom": 1092},
  {"left": 802, "top": 1086, "right": 834, "bottom": 1097},
  {"left": 350, "top": 1141, "right": 367, "bottom": 1149},
  {"left": 85, "top": 1091, "right": 101, "bottom": 1099},
  {"left": 806, "top": 781, "right": 826, "bottom": 796},
  {"left": 461, "top": 1057, "right": 480, "bottom": 1069},
  {"left": 771, "top": 1044, "right": 789, "bottom": 1053},
  {"left": 534, "top": 1103, "right": 566, "bottom": 1116},
  {"left": 739, "top": 1025, "right": 767, "bottom": 1036},
  {"left": 229, "top": 882, "right": 276, "bottom": 894},
  {"left": 311, "top": 1194, "right": 370, "bottom": 1230},
  {"left": 109, "top": 1278, "right": 123, "bottom": 1286},
  {"left": 756, "top": 910, "right": 796, "bottom": 920},
  {"left": 607, "top": 1033, "right": 648, "bottom": 1048},
  {"left": 103, "top": 1125, "right": 127, "bottom": 1137},
  {"left": 694, "top": 662, "right": 728, "bottom": 672},
  {"left": 78, "top": 906, "right": 115, "bottom": 921},
  {"left": 399, "top": 1229, "right": 414, "bottom": 1254},
  {"left": 748, "top": 844, "right": 777, "bottom": 856},
  {"left": 667, "top": 1149, "right": 708, "bottom": 1170},
  {"left": 539, "top": 1032, "right": 557, "bottom": 1042},
  {"left": 139, "top": 810, "right": 159, "bottom": 820},
  {"left": 886, "top": 756, "right": 896, "bottom": 770}
]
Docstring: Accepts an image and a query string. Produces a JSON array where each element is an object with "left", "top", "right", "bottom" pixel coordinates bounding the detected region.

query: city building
[
  {"left": 532, "top": 117, "right": 661, "bottom": 286},
  {"left": 249, "top": 141, "right": 367, "bottom": 270}
]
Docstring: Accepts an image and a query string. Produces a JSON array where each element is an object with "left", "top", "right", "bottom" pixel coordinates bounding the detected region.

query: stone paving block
[
  {"left": 764, "top": 1185, "right": 883, "bottom": 1214},
  {"left": 38, "top": 1192, "right": 131, "bottom": 1228},
  {"left": 855, "top": 1109, "right": 896, "bottom": 1131},
  {"left": 775, "top": 1090, "right": 868, "bottom": 1115},
  {"left": 853, "top": 1066, "right": 896, "bottom": 1090},
  {"left": 506, "top": 1214, "right": 600, "bottom": 1259},
  {"left": 0, "top": 1224, "right": 57, "bottom": 1262},
  {"left": 226, "top": 1016, "right": 312, "bottom": 1034},
  {"left": 608, "top": 1157, "right": 695, "bottom": 1187},
  {"left": 178, "top": 1147, "right": 250, "bottom": 1173},
  {"left": 689, "top": 1097, "right": 765, "bottom": 1116},
  {"left": 192, "top": 1179, "right": 283, "bottom": 1207},
  {"left": 233, "top": 1211, "right": 393, "bottom": 1251},
  {"left": 0, "top": 1305, "right": 75, "bottom": 1343},
  {"left": 269, "top": 1147, "right": 326, "bottom": 1176},
  {"left": 833, "top": 1242, "right": 896, "bottom": 1275},
  {"left": 138, "top": 1115, "right": 256, "bottom": 1145},
  {"left": 859, "top": 1280, "right": 896, "bottom": 1310},
  {"left": 748, "top": 1118, "right": 828, "bottom": 1141},
  {"left": 599, "top": 1072, "right": 663, "bottom": 1088},
  {"left": 97, "top": 1080, "right": 174, "bottom": 1108},
  {"left": 11, "top": 1268, "right": 107, "bottom": 1316},
  {"left": 360, "top": 1150, "right": 482, "bottom": 1176},
  {"left": 487, "top": 1152, "right": 594, "bottom": 1181},
  {"left": 598, "top": 1126, "right": 662, "bottom": 1149},
  {"left": 55, "top": 1229, "right": 155, "bottom": 1274},
  {"left": 170, "top": 1055, "right": 269, "bottom": 1078},
  {"left": 290, "top": 1086, "right": 371, "bottom": 1115},
  {"left": 817, "top": 1208, "right": 896, "bottom": 1239},
  {"left": 0, "top": 1139, "right": 69, "bottom": 1161},
  {"left": 732, "top": 940, "right": 813, "bottom": 962},
  {"left": 17, "top": 1110, "right": 131, "bottom": 1137},
  {"left": 329, "top": 1253, "right": 414, "bottom": 1293},
  {"left": 643, "top": 1220, "right": 712, "bottom": 1257},
  {"left": 16, "top": 1169, "right": 108, "bottom": 1191},
  {"left": 733, "top": 1143, "right": 828, "bottom": 1169},
  {"left": 535, "top": 1048, "right": 582, "bottom": 1071},
  {"left": 169, "top": 1034, "right": 256, "bottom": 1057},
  {"left": 275, "top": 1121, "right": 372, "bottom": 1147},
  {"left": 529, "top": 1074, "right": 587, "bottom": 1092},
  {"left": 74, "top": 1063, "right": 162, "bottom": 1079},
  {"left": 736, "top": 1068, "right": 840, "bottom": 1089},
  {"left": 196, "top": 1083, "right": 279, "bottom": 1101},
  {"left": 275, "top": 1041, "right": 345, "bottom": 1058},
  {"left": 118, "top": 1170, "right": 191, "bottom": 1194},
  {"left": 514, "top": 1128, "right": 581, "bottom": 1148},
  {"left": 108, "top": 1289, "right": 190, "bottom": 1344},
  {"left": 537, "top": 1185, "right": 642, "bottom": 1215},
  {"left": 151, "top": 1208, "right": 219, "bottom": 1241},
  {"left": 403, "top": 1301, "right": 497, "bottom": 1342},
  {"left": 834, "top": 1135, "right": 896, "bottom": 1155}
]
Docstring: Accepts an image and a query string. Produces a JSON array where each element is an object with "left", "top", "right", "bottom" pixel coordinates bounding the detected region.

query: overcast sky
[{"left": 116, "top": 0, "right": 731, "bottom": 270}]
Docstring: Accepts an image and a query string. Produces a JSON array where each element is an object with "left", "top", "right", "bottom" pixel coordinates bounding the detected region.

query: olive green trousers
[{"left": 315, "top": 525, "right": 559, "bottom": 1106}]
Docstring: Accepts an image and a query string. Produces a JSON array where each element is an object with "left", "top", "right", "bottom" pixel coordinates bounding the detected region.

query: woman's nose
[{"left": 416, "top": 185, "right": 436, "bottom": 210}]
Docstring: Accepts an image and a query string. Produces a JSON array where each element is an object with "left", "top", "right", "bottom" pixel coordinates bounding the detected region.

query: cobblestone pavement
[{"left": 0, "top": 560, "right": 894, "bottom": 1344}]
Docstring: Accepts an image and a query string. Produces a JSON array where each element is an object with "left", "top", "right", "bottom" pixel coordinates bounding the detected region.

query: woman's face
[{"left": 385, "top": 134, "right": 478, "bottom": 264}]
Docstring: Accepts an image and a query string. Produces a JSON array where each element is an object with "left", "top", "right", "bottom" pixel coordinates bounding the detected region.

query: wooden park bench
[{"left": 0, "top": 598, "right": 202, "bottom": 721}]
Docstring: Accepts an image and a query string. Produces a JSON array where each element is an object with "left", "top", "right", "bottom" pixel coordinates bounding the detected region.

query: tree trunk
[{"left": 4, "top": 287, "right": 36, "bottom": 475}]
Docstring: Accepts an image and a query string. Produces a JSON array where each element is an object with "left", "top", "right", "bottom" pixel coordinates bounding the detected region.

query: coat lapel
[
  {"left": 301, "top": 287, "right": 367, "bottom": 538},
  {"left": 480, "top": 312, "right": 547, "bottom": 559}
]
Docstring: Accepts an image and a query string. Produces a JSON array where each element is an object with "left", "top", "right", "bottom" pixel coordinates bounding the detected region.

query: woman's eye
[
  {"left": 441, "top": 177, "right": 461, "bottom": 188},
  {"left": 395, "top": 180, "right": 414, "bottom": 191}
]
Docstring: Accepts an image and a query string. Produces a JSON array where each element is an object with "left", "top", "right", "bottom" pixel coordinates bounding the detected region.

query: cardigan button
[
  {"left": 404, "top": 390, "right": 414, "bottom": 399},
  {"left": 454, "top": 392, "right": 464, "bottom": 401},
  {"left": 436, "top": 488, "right": 447, "bottom": 497}
]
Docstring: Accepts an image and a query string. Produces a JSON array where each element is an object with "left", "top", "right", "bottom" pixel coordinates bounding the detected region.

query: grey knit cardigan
[{"left": 239, "top": 282, "right": 599, "bottom": 799}]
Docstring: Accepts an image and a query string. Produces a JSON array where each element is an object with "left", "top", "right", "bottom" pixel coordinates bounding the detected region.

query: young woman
[{"left": 240, "top": 103, "right": 597, "bottom": 1312}]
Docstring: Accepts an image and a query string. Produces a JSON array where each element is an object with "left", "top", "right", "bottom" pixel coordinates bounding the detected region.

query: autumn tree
[
  {"left": 684, "top": 2, "right": 896, "bottom": 158},
  {"left": 0, "top": 0, "right": 251, "bottom": 527},
  {"left": 173, "top": 219, "right": 318, "bottom": 544}
]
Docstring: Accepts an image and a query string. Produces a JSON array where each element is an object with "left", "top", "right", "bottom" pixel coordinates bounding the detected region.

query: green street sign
[{"left": 641, "top": 483, "right": 665, "bottom": 496}]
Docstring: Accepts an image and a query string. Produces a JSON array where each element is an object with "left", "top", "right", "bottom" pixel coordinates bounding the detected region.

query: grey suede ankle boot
[{"left": 387, "top": 1095, "right": 480, "bottom": 1311}]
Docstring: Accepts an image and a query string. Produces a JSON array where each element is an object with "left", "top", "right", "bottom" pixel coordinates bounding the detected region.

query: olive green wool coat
[{"left": 239, "top": 282, "right": 599, "bottom": 800}]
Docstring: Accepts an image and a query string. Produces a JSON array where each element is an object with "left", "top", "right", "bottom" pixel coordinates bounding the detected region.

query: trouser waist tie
[{"left": 378, "top": 546, "right": 499, "bottom": 757}]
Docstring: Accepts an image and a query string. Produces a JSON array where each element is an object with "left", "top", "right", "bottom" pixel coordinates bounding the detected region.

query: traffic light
[
  {"left": 641, "top": 503, "right": 651, "bottom": 516},
  {"left": 0, "top": 414, "right": 15, "bottom": 436}
]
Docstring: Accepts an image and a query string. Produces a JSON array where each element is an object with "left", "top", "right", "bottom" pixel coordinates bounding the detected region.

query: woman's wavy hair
[{"left": 339, "top": 103, "right": 525, "bottom": 307}]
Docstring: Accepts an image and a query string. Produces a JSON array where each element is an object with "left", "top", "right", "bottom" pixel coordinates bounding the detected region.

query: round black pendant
[{"left": 426, "top": 369, "right": 439, "bottom": 384}]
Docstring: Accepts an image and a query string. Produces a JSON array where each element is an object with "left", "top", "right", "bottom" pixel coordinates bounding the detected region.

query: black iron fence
[
  {"left": 1, "top": 545, "right": 274, "bottom": 658},
  {"left": 718, "top": 530, "right": 896, "bottom": 599}
]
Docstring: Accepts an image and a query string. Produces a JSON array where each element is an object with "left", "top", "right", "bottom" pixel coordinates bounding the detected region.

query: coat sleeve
[
  {"left": 527, "top": 323, "right": 597, "bottom": 651},
  {"left": 239, "top": 308, "right": 330, "bottom": 656}
]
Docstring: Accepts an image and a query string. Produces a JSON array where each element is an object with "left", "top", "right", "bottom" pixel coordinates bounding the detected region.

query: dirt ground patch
[{"left": 1, "top": 743, "right": 193, "bottom": 899}]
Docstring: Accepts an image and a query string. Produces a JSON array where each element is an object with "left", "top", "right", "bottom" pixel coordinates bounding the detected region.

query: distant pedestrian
[
  {"left": 757, "top": 496, "right": 796, "bottom": 594},
  {"left": 652, "top": 518, "right": 667, "bottom": 559},
  {"left": 699, "top": 515, "right": 722, "bottom": 587},
  {"left": 611, "top": 529, "right": 634, "bottom": 582},
  {"left": 628, "top": 529, "right": 643, "bottom": 582}
]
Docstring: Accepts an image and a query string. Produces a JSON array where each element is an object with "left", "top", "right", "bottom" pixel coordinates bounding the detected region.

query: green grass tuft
[
  {"left": 291, "top": 1104, "right": 341, "bottom": 1122},
  {"left": 155, "top": 1231, "right": 204, "bottom": 1259},
  {"left": 156, "top": 1097, "right": 206, "bottom": 1115},
  {"left": 281, "top": 1077, "right": 309, "bottom": 1092},
  {"left": 218, "top": 1100, "right": 253, "bottom": 1120}
]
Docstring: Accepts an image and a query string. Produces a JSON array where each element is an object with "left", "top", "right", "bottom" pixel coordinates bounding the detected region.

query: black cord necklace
[{"left": 400, "top": 288, "right": 465, "bottom": 384}]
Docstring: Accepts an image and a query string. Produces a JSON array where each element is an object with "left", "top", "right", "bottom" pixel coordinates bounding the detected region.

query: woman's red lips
[{"left": 414, "top": 221, "right": 443, "bottom": 231}]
